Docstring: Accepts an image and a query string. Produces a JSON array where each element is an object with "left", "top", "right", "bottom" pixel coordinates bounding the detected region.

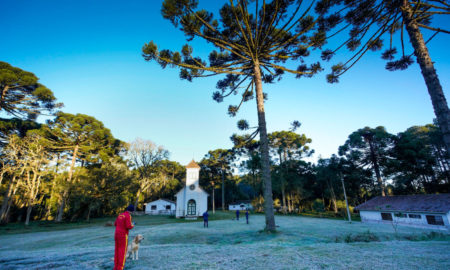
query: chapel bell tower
[{"left": 185, "top": 159, "right": 200, "bottom": 189}]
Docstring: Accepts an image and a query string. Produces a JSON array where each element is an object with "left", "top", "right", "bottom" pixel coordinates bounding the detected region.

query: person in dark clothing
[
  {"left": 245, "top": 209, "right": 249, "bottom": 224},
  {"left": 203, "top": 210, "right": 209, "bottom": 228},
  {"left": 236, "top": 209, "right": 240, "bottom": 220}
]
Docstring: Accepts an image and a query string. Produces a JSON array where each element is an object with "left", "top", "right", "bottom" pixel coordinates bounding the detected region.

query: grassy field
[
  {"left": 0, "top": 213, "right": 448, "bottom": 269},
  {"left": 0, "top": 211, "right": 236, "bottom": 235}
]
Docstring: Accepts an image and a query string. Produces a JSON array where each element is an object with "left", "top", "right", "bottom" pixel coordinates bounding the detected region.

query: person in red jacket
[{"left": 114, "top": 204, "right": 135, "bottom": 270}]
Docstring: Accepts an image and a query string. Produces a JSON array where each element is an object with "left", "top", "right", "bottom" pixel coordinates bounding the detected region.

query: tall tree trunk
[
  {"left": 287, "top": 192, "right": 293, "bottom": 213},
  {"left": 56, "top": 144, "right": 79, "bottom": 222},
  {"left": 56, "top": 193, "right": 67, "bottom": 222},
  {"left": 212, "top": 182, "right": 215, "bottom": 214},
  {"left": 4, "top": 180, "right": 19, "bottom": 224},
  {"left": 45, "top": 179, "right": 57, "bottom": 220},
  {"left": 254, "top": 62, "right": 276, "bottom": 231},
  {"left": 0, "top": 170, "right": 6, "bottom": 186},
  {"left": 340, "top": 173, "right": 352, "bottom": 223},
  {"left": 86, "top": 206, "right": 91, "bottom": 222},
  {"left": 134, "top": 188, "right": 142, "bottom": 212},
  {"left": 402, "top": 0, "right": 450, "bottom": 155},
  {"left": 25, "top": 205, "right": 32, "bottom": 226},
  {"left": 281, "top": 182, "right": 287, "bottom": 214},
  {"left": 279, "top": 153, "right": 287, "bottom": 213},
  {"left": 46, "top": 154, "right": 61, "bottom": 220},
  {"left": 367, "top": 139, "right": 385, "bottom": 196},
  {"left": 0, "top": 85, "right": 9, "bottom": 109},
  {"left": 221, "top": 167, "right": 225, "bottom": 210},
  {"left": 0, "top": 176, "right": 15, "bottom": 224},
  {"left": 326, "top": 180, "right": 338, "bottom": 213}
]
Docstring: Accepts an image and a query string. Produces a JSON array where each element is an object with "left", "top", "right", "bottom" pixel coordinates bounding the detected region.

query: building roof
[
  {"left": 355, "top": 194, "right": 450, "bottom": 213},
  {"left": 145, "top": 198, "right": 176, "bottom": 205},
  {"left": 229, "top": 200, "right": 252, "bottom": 205},
  {"left": 186, "top": 159, "right": 200, "bottom": 169}
]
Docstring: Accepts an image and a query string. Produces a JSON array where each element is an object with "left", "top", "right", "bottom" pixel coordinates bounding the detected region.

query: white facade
[
  {"left": 144, "top": 199, "right": 175, "bottom": 215},
  {"left": 229, "top": 202, "right": 253, "bottom": 211},
  {"left": 360, "top": 210, "right": 450, "bottom": 230},
  {"left": 175, "top": 160, "right": 209, "bottom": 218}
]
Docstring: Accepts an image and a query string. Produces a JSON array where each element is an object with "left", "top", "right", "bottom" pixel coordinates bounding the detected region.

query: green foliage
[
  {"left": 0, "top": 61, "right": 61, "bottom": 120},
  {"left": 0, "top": 117, "right": 41, "bottom": 145},
  {"left": 312, "top": 199, "right": 325, "bottom": 212},
  {"left": 339, "top": 126, "right": 396, "bottom": 196},
  {"left": 336, "top": 230, "right": 380, "bottom": 243},
  {"left": 316, "top": 0, "right": 449, "bottom": 80},
  {"left": 388, "top": 124, "right": 449, "bottom": 193},
  {"left": 44, "top": 112, "right": 117, "bottom": 161}
]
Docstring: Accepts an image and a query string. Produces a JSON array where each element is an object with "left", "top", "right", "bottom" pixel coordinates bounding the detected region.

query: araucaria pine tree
[
  {"left": 316, "top": 0, "right": 450, "bottom": 155},
  {"left": 142, "top": 0, "right": 327, "bottom": 231}
]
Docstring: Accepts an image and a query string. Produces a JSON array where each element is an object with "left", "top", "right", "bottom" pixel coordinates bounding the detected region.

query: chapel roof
[
  {"left": 355, "top": 194, "right": 450, "bottom": 213},
  {"left": 144, "top": 198, "right": 175, "bottom": 205},
  {"left": 186, "top": 159, "right": 200, "bottom": 169}
]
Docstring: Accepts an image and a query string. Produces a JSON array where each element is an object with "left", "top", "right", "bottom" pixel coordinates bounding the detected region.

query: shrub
[
  {"left": 336, "top": 230, "right": 380, "bottom": 243},
  {"left": 312, "top": 199, "right": 325, "bottom": 213}
]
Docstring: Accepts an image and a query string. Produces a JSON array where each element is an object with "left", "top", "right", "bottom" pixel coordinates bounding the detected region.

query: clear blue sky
[{"left": 1, "top": 0, "right": 449, "bottom": 165}]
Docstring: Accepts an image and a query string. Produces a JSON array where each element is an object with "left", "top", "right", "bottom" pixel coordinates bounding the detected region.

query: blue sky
[{"left": 1, "top": 0, "right": 449, "bottom": 165}]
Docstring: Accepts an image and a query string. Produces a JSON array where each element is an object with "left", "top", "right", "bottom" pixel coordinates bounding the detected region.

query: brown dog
[{"left": 127, "top": 234, "right": 144, "bottom": 260}]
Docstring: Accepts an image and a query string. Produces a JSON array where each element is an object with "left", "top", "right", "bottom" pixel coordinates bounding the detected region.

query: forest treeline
[{"left": 0, "top": 81, "right": 448, "bottom": 225}]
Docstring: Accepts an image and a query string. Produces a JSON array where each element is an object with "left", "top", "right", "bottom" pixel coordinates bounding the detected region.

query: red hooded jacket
[{"left": 114, "top": 211, "right": 134, "bottom": 236}]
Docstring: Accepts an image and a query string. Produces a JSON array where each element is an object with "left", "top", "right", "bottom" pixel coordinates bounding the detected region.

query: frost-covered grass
[
  {"left": 0, "top": 211, "right": 236, "bottom": 235},
  {"left": 0, "top": 215, "right": 449, "bottom": 270}
]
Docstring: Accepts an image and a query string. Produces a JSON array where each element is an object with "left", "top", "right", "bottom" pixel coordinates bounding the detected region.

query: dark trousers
[
  {"left": 204, "top": 220, "right": 208, "bottom": 227},
  {"left": 246, "top": 217, "right": 248, "bottom": 224}
]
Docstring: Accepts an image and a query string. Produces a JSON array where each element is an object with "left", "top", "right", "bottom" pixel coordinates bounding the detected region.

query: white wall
[
  {"left": 175, "top": 166, "right": 208, "bottom": 218},
  {"left": 186, "top": 168, "right": 200, "bottom": 186},
  {"left": 360, "top": 210, "right": 449, "bottom": 230},
  {"left": 229, "top": 203, "right": 252, "bottom": 211},
  {"left": 175, "top": 189, "right": 185, "bottom": 218},
  {"left": 145, "top": 200, "right": 175, "bottom": 215}
]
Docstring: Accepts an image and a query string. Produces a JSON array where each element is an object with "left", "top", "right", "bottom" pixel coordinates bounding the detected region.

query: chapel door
[{"left": 187, "top": 199, "right": 196, "bottom": 216}]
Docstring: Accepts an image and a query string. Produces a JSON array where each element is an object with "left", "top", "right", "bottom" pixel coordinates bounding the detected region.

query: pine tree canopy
[
  {"left": 0, "top": 61, "right": 61, "bottom": 120},
  {"left": 315, "top": 0, "right": 450, "bottom": 82},
  {"left": 142, "top": 0, "right": 329, "bottom": 116}
]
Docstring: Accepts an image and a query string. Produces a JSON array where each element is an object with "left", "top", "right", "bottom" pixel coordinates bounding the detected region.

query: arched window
[{"left": 187, "top": 199, "right": 196, "bottom": 216}]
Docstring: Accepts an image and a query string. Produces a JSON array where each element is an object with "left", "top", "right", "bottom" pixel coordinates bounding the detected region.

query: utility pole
[
  {"left": 211, "top": 179, "right": 215, "bottom": 214},
  {"left": 340, "top": 172, "right": 352, "bottom": 223}
]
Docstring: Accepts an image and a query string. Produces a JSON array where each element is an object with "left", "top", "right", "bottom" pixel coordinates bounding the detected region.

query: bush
[
  {"left": 402, "top": 231, "right": 449, "bottom": 241},
  {"left": 312, "top": 199, "right": 325, "bottom": 213},
  {"left": 336, "top": 230, "right": 380, "bottom": 243}
]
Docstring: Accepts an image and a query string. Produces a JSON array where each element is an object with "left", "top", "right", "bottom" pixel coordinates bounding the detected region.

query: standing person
[
  {"left": 203, "top": 210, "right": 209, "bottom": 228},
  {"left": 236, "top": 209, "right": 240, "bottom": 221},
  {"left": 245, "top": 209, "right": 249, "bottom": 224},
  {"left": 114, "top": 204, "right": 135, "bottom": 270}
]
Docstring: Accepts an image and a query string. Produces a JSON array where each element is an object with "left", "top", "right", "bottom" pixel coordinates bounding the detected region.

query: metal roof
[{"left": 355, "top": 194, "right": 450, "bottom": 213}]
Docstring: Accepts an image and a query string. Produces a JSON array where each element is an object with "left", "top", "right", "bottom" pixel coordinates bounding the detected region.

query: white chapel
[{"left": 175, "top": 160, "right": 209, "bottom": 218}]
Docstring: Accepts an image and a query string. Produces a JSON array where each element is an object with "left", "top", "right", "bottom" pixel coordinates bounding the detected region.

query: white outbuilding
[
  {"left": 144, "top": 199, "right": 176, "bottom": 215},
  {"left": 175, "top": 160, "right": 209, "bottom": 218},
  {"left": 355, "top": 194, "right": 450, "bottom": 230},
  {"left": 229, "top": 201, "right": 253, "bottom": 211}
]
